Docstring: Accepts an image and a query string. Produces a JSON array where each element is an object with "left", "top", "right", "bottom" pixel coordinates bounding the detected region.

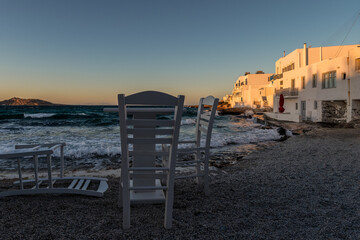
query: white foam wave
[
  {"left": 0, "top": 118, "right": 282, "bottom": 170},
  {"left": 24, "top": 113, "right": 56, "bottom": 118},
  {"left": 181, "top": 118, "right": 196, "bottom": 125}
]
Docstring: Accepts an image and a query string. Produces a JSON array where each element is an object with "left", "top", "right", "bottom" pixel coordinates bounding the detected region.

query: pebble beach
[{"left": 1, "top": 127, "right": 360, "bottom": 239}]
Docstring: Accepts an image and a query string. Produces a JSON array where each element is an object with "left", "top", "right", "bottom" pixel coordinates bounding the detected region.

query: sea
[{"left": 0, "top": 106, "right": 283, "bottom": 171}]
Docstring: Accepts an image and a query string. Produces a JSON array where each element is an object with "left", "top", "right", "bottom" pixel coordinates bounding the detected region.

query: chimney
[
  {"left": 283, "top": 51, "right": 285, "bottom": 57},
  {"left": 303, "top": 43, "right": 308, "bottom": 66}
]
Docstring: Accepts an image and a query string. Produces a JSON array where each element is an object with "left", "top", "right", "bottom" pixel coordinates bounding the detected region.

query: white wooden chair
[
  {"left": 117, "top": 91, "right": 184, "bottom": 229},
  {"left": 0, "top": 143, "right": 108, "bottom": 198},
  {"left": 176, "top": 96, "right": 219, "bottom": 196}
]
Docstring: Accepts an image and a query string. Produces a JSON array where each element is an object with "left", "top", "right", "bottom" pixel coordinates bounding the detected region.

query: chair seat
[{"left": 129, "top": 179, "right": 165, "bottom": 204}]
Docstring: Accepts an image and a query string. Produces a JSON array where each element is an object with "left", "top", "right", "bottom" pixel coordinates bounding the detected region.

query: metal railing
[{"left": 275, "top": 87, "right": 299, "bottom": 97}]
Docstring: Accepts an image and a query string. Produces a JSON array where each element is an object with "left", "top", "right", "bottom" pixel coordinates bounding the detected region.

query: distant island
[{"left": 0, "top": 97, "right": 59, "bottom": 106}]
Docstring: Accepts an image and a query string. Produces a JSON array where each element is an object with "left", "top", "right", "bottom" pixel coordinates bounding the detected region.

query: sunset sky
[{"left": 1, "top": 0, "right": 359, "bottom": 105}]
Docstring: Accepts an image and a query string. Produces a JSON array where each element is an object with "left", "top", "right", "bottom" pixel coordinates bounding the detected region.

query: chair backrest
[
  {"left": 118, "top": 91, "right": 185, "bottom": 188},
  {"left": 195, "top": 96, "right": 219, "bottom": 149}
]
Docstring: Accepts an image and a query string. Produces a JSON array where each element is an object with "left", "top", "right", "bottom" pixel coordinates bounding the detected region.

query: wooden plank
[
  {"left": 15, "top": 143, "right": 65, "bottom": 149},
  {"left": 103, "top": 107, "right": 175, "bottom": 113},
  {"left": 31, "top": 181, "right": 43, "bottom": 189},
  {"left": 81, "top": 180, "right": 91, "bottom": 190},
  {"left": 129, "top": 185, "right": 168, "bottom": 191},
  {"left": 178, "top": 140, "right": 196, "bottom": 144},
  {"left": 125, "top": 91, "right": 179, "bottom": 105},
  {"left": 129, "top": 167, "right": 170, "bottom": 171},
  {"left": 126, "top": 119, "right": 175, "bottom": 127},
  {"left": 199, "top": 120, "right": 209, "bottom": 127},
  {"left": 200, "top": 114, "right": 211, "bottom": 121},
  {"left": 127, "top": 128, "right": 173, "bottom": 135},
  {"left": 68, "top": 179, "right": 78, "bottom": 189},
  {"left": 127, "top": 138, "right": 172, "bottom": 145},
  {"left": 130, "top": 173, "right": 168, "bottom": 179},
  {"left": 129, "top": 151, "right": 169, "bottom": 157},
  {"left": 199, "top": 126, "right": 208, "bottom": 133},
  {"left": 75, "top": 179, "right": 85, "bottom": 190},
  {"left": 97, "top": 180, "right": 109, "bottom": 193},
  {"left": 0, "top": 149, "right": 53, "bottom": 159}
]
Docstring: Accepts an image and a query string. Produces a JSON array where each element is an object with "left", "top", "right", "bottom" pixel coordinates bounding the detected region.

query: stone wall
[
  {"left": 352, "top": 100, "right": 360, "bottom": 121},
  {"left": 321, "top": 101, "right": 347, "bottom": 123}
]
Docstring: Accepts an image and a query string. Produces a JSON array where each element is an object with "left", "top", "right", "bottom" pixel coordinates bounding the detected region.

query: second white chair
[{"left": 176, "top": 96, "right": 219, "bottom": 196}]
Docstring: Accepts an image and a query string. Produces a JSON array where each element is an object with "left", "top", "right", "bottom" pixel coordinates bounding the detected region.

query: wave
[
  {"left": 24, "top": 113, "right": 56, "bottom": 118},
  {"left": 181, "top": 118, "right": 196, "bottom": 125}
]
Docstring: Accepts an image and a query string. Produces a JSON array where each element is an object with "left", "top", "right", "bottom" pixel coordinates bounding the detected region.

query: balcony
[
  {"left": 269, "top": 73, "right": 283, "bottom": 81},
  {"left": 275, "top": 87, "right": 299, "bottom": 97}
]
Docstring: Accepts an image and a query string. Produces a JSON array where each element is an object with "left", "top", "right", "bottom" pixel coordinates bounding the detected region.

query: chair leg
[
  {"left": 203, "top": 152, "right": 210, "bottom": 196},
  {"left": 195, "top": 151, "right": 201, "bottom": 184},
  {"left": 118, "top": 182, "right": 123, "bottom": 208},
  {"left": 122, "top": 179, "right": 131, "bottom": 229},
  {"left": 164, "top": 175, "right": 175, "bottom": 229}
]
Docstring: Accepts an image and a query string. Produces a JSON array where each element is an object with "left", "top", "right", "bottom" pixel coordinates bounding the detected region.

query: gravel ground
[{"left": 1, "top": 128, "right": 360, "bottom": 239}]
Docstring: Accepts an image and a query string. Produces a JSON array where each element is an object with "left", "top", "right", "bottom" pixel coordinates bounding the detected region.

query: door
[{"left": 301, "top": 101, "right": 306, "bottom": 121}]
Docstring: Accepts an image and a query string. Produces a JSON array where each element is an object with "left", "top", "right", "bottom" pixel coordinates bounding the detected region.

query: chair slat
[
  {"left": 129, "top": 151, "right": 169, "bottom": 157},
  {"left": 125, "top": 91, "right": 179, "bottom": 105},
  {"left": 127, "top": 138, "right": 172, "bottom": 145},
  {"left": 127, "top": 128, "right": 173, "bottom": 135},
  {"left": 178, "top": 140, "right": 196, "bottom": 144},
  {"left": 130, "top": 173, "right": 168, "bottom": 179},
  {"left": 97, "top": 180, "right": 109, "bottom": 193},
  {"left": 129, "top": 186, "right": 168, "bottom": 191},
  {"left": 126, "top": 119, "right": 175, "bottom": 127},
  {"left": 75, "top": 179, "right": 85, "bottom": 190},
  {"left": 200, "top": 115, "right": 211, "bottom": 121},
  {"left": 68, "top": 179, "right": 78, "bottom": 189},
  {"left": 199, "top": 120, "right": 209, "bottom": 127},
  {"left": 199, "top": 126, "right": 208, "bottom": 133},
  {"left": 81, "top": 179, "right": 91, "bottom": 190},
  {"left": 129, "top": 167, "right": 170, "bottom": 171}
]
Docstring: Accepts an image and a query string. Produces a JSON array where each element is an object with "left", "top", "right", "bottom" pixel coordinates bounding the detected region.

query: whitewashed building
[
  {"left": 229, "top": 73, "right": 273, "bottom": 108},
  {"left": 265, "top": 43, "right": 360, "bottom": 123}
]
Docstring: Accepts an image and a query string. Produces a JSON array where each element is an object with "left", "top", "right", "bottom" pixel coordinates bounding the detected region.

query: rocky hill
[{"left": 0, "top": 97, "right": 57, "bottom": 106}]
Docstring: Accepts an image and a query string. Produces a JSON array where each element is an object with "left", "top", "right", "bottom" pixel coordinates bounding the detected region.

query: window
[
  {"left": 312, "top": 74, "right": 317, "bottom": 88},
  {"left": 322, "top": 71, "right": 336, "bottom": 89},
  {"left": 280, "top": 87, "right": 283, "bottom": 89},
  {"left": 314, "top": 101, "right": 317, "bottom": 109},
  {"left": 356, "top": 58, "right": 360, "bottom": 72},
  {"left": 280, "top": 80, "right": 283, "bottom": 85},
  {"left": 295, "top": 103, "right": 298, "bottom": 110},
  {"left": 301, "top": 76, "right": 305, "bottom": 89},
  {"left": 245, "top": 79, "right": 247, "bottom": 85},
  {"left": 342, "top": 73, "right": 346, "bottom": 80},
  {"left": 291, "top": 79, "right": 295, "bottom": 89}
]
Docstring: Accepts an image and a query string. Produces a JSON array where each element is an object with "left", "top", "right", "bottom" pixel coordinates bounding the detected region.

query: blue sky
[{"left": 0, "top": 0, "right": 359, "bottom": 104}]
